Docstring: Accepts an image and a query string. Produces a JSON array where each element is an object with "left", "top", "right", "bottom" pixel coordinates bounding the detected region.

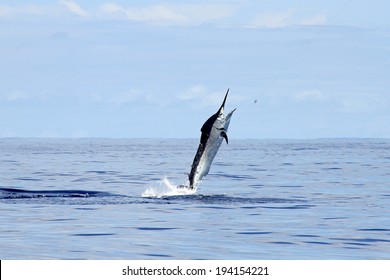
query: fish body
[{"left": 188, "top": 89, "right": 236, "bottom": 189}]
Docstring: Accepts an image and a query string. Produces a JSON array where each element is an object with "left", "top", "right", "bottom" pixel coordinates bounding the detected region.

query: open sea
[{"left": 0, "top": 138, "right": 389, "bottom": 259}]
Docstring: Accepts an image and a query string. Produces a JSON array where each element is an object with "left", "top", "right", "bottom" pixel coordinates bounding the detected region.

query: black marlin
[{"left": 187, "top": 89, "right": 236, "bottom": 189}]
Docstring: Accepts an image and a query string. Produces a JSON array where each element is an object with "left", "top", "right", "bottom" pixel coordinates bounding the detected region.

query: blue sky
[{"left": 1, "top": 0, "right": 389, "bottom": 138}]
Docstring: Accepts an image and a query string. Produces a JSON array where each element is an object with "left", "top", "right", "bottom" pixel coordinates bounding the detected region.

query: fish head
[
  {"left": 215, "top": 89, "right": 236, "bottom": 129},
  {"left": 200, "top": 89, "right": 236, "bottom": 137}
]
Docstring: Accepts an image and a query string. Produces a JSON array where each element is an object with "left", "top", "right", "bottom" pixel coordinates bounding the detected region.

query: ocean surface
[{"left": 1, "top": 138, "right": 389, "bottom": 260}]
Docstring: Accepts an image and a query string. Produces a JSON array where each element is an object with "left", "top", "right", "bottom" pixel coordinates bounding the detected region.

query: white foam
[{"left": 142, "top": 177, "right": 197, "bottom": 198}]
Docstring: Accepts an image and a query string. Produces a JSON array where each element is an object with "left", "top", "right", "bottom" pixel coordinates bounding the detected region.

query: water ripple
[
  {"left": 236, "top": 231, "right": 273, "bottom": 235},
  {"left": 358, "top": 228, "right": 390, "bottom": 232},
  {"left": 136, "top": 227, "right": 178, "bottom": 231},
  {"left": 72, "top": 233, "right": 116, "bottom": 237},
  {"left": 0, "top": 187, "right": 115, "bottom": 199}
]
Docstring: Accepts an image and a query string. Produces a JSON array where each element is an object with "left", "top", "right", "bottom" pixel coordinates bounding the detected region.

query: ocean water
[{"left": 0, "top": 138, "right": 389, "bottom": 260}]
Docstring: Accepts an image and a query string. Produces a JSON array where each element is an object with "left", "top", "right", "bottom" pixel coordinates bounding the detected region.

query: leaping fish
[{"left": 187, "top": 89, "right": 236, "bottom": 189}]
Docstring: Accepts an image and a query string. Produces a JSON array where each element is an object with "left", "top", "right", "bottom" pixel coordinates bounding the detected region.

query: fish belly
[{"left": 192, "top": 132, "right": 223, "bottom": 187}]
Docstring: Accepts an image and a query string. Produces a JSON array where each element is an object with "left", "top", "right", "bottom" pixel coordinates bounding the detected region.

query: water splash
[{"left": 142, "top": 177, "right": 197, "bottom": 198}]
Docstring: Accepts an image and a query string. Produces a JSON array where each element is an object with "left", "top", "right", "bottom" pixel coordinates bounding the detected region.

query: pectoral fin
[{"left": 220, "top": 131, "right": 228, "bottom": 144}]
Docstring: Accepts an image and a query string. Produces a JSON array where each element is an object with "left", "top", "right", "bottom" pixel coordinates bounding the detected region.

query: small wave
[
  {"left": 0, "top": 187, "right": 113, "bottom": 199},
  {"left": 142, "top": 177, "right": 197, "bottom": 198},
  {"left": 162, "top": 194, "right": 307, "bottom": 206}
]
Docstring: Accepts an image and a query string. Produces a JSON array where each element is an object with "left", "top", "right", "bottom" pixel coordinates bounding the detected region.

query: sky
[{"left": 1, "top": 0, "right": 389, "bottom": 138}]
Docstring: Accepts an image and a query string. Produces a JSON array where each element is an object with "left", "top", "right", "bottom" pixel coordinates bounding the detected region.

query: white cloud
[
  {"left": 100, "top": 3, "right": 122, "bottom": 14},
  {"left": 1, "top": 2, "right": 322, "bottom": 27},
  {"left": 179, "top": 86, "right": 235, "bottom": 108},
  {"left": 0, "top": 4, "right": 53, "bottom": 17},
  {"left": 60, "top": 0, "right": 89, "bottom": 18},
  {"left": 0, "top": 5, "right": 12, "bottom": 17},
  {"left": 21, "top": 4, "right": 50, "bottom": 15},
  {"left": 1, "top": 2, "right": 233, "bottom": 27},
  {"left": 247, "top": 10, "right": 294, "bottom": 28},
  {"left": 100, "top": 3, "right": 233, "bottom": 26},
  {"left": 294, "top": 90, "right": 326, "bottom": 102},
  {"left": 293, "top": 90, "right": 389, "bottom": 114},
  {"left": 179, "top": 85, "right": 206, "bottom": 99},
  {"left": 107, "top": 91, "right": 141, "bottom": 105},
  {"left": 127, "top": 5, "right": 187, "bottom": 24},
  {"left": 299, "top": 14, "right": 326, "bottom": 26},
  {"left": 337, "top": 92, "right": 389, "bottom": 113},
  {"left": 1, "top": 90, "right": 30, "bottom": 101},
  {"left": 85, "top": 89, "right": 152, "bottom": 106},
  {"left": 178, "top": 4, "right": 234, "bottom": 25},
  {"left": 100, "top": 3, "right": 186, "bottom": 24},
  {"left": 248, "top": 10, "right": 327, "bottom": 28}
]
